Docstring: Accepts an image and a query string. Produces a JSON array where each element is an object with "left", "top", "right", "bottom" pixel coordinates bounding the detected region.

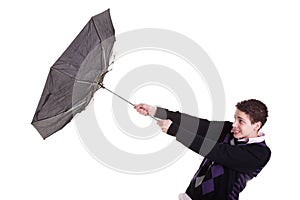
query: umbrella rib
[
  {"left": 92, "top": 18, "right": 102, "bottom": 42},
  {"left": 75, "top": 79, "right": 98, "bottom": 86},
  {"left": 51, "top": 68, "right": 98, "bottom": 85}
]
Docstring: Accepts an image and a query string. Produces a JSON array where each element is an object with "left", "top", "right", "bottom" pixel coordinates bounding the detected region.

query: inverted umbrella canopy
[{"left": 32, "top": 9, "right": 115, "bottom": 139}]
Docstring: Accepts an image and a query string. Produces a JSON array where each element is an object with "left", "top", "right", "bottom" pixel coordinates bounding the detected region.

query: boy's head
[
  {"left": 232, "top": 99, "right": 268, "bottom": 139},
  {"left": 236, "top": 99, "right": 268, "bottom": 128}
]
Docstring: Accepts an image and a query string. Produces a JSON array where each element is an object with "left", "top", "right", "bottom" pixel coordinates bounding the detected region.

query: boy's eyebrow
[{"left": 234, "top": 115, "right": 246, "bottom": 121}]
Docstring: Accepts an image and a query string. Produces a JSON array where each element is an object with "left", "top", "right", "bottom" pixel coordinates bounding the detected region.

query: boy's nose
[{"left": 232, "top": 121, "right": 237, "bottom": 128}]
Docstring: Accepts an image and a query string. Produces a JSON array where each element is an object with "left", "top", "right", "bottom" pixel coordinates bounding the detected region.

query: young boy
[{"left": 134, "top": 99, "right": 271, "bottom": 200}]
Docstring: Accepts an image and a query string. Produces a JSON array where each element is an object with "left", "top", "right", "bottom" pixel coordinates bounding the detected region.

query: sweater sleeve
[
  {"left": 155, "top": 107, "right": 232, "bottom": 140},
  {"left": 167, "top": 123, "right": 271, "bottom": 173}
]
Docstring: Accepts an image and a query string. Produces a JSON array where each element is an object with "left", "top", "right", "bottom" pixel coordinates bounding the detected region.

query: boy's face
[{"left": 232, "top": 109, "right": 261, "bottom": 139}]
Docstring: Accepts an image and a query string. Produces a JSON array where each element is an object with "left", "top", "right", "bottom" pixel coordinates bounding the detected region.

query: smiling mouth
[{"left": 232, "top": 129, "right": 240, "bottom": 135}]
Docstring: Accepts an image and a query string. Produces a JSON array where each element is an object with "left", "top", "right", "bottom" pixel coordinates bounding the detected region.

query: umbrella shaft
[
  {"left": 101, "top": 85, "right": 158, "bottom": 121},
  {"left": 102, "top": 86, "right": 135, "bottom": 107}
]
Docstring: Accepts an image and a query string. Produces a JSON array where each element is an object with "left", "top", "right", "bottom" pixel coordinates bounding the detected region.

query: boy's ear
[{"left": 254, "top": 121, "right": 262, "bottom": 131}]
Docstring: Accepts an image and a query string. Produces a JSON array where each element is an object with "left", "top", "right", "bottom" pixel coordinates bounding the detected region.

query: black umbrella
[{"left": 31, "top": 9, "right": 120, "bottom": 139}]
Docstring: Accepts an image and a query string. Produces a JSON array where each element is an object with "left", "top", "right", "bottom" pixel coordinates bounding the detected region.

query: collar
[{"left": 237, "top": 132, "right": 265, "bottom": 144}]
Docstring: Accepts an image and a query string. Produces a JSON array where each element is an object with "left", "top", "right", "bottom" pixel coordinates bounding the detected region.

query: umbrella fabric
[{"left": 32, "top": 9, "right": 115, "bottom": 139}]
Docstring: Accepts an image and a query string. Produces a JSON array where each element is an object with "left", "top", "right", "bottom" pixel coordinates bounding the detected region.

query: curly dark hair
[{"left": 236, "top": 99, "right": 268, "bottom": 128}]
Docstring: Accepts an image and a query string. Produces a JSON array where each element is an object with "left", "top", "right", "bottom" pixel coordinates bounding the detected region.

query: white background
[{"left": 1, "top": 0, "right": 299, "bottom": 199}]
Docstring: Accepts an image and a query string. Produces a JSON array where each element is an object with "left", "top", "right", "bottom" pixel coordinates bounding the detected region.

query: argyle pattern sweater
[{"left": 155, "top": 107, "right": 271, "bottom": 200}]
